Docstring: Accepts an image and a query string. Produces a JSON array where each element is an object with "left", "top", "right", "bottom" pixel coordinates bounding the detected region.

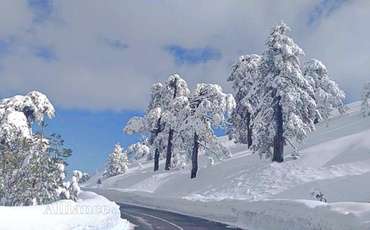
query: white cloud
[{"left": 0, "top": 0, "right": 368, "bottom": 110}]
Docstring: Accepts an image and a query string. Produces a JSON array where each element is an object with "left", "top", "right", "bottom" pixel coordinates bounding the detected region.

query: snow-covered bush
[
  {"left": 0, "top": 91, "right": 73, "bottom": 206},
  {"left": 127, "top": 142, "right": 150, "bottom": 161},
  {"left": 361, "top": 82, "right": 370, "bottom": 117},
  {"left": 67, "top": 170, "right": 82, "bottom": 201},
  {"left": 79, "top": 172, "right": 90, "bottom": 184},
  {"left": 103, "top": 144, "right": 128, "bottom": 178}
]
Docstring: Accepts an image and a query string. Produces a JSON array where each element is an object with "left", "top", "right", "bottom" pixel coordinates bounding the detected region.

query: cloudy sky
[{"left": 1, "top": 0, "right": 369, "bottom": 173}]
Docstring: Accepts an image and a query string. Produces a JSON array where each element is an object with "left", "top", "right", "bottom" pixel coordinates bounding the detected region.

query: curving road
[{"left": 119, "top": 203, "right": 244, "bottom": 230}]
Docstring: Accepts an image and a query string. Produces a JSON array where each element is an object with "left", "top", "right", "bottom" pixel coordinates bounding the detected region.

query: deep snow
[
  {"left": 85, "top": 101, "right": 370, "bottom": 229},
  {"left": 0, "top": 191, "right": 131, "bottom": 230}
]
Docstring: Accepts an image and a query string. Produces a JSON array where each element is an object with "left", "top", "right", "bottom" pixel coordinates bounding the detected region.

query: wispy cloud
[
  {"left": 104, "top": 38, "right": 128, "bottom": 50},
  {"left": 165, "top": 45, "right": 222, "bottom": 65},
  {"left": 27, "top": 0, "right": 53, "bottom": 23},
  {"left": 33, "top": 46, "right": 57, "bottom": 62},
  {"left": 308, "top": 0, "right": 349, "bottom": 26}
]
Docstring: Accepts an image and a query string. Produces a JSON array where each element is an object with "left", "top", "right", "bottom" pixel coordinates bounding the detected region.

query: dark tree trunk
[
  {"left": 165, "top": 129, "right": 174, "bottom": 170},
  {"left": 272, "top": 96, "right": 284, "bottom": 162},
  {"left": 154, "top": 148, "right": 159, "bottom": 171},
  {"left": 164, "top": 77, "right": 178, "bottom": 170},
  {"left": 191, "top": 132, "right": 199, "bottom": 179},
  {"left": 246, "top": 111, "right": 252, "bottom": 148},
  {"left": 172, "top": 78, "right": 178, "bottom": 98},
  {"left": 151, "top": 117, "right": 162, "bottom": 171}
]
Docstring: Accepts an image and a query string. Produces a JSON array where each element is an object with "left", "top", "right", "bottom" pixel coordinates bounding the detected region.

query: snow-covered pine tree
[
  {"left": 253, "top": 22, "right": 317, "bottom": 162},
  {"left": 124, "top": 89, "right": 163, "bottom": 171},
  {"left": 24, "top": 134, "right": 67, "bottom": 205},
  {"left": 0, "top": 91, "right": 71, "bottom": 206},
  {"left": 103, "top": 144, "right": 128, "bottom": 178},
  {"left": 147, "top": 83, "right": 165, "bottom": 171},
  {"left": 124, "top": 74, "right": 190, "bottom": 171},
  {"left": 227, "top": 54, "right": 263, "bottom": 147},
  {"left": 361, "top": 82, "right": 370, "bottom": 117},
  {"left": 304, "top": 59, "right": 345, "bottom": 123},
  {"left": 68, "top": 170, "right": 82, "bottom": 201},
  {"left": 180, "top": 83, "right": 235, "bottom": 178},
  {"left": 161, "top": 74, "right": 190, "bottom": 170}
]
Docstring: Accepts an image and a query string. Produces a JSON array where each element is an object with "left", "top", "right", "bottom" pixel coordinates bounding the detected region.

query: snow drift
[{"left": 0, "top": 191, "right": 131, "bottom": 230}]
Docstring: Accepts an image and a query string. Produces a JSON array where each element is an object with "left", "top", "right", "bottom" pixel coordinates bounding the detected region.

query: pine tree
[
  {"left": 361, "top": 82, "right": 370, "bottom": 117},
  {"left": 227, "top": 54, "right": 263, "bottom": 147},
  {"left": 146, "top": 83, "right": 166, "bottom": 171},
  {"left": 304, "top": 59, "right": 345, "bottom": 123},
  {"left": 253, "top": 22, "right": 317, "bottom": 162},
  {"left": 159, "top": 74, "right": 190, "bottom": 170},
  {"left": 124, "top": 74, "right": 190, "bottom": 171},
  {"left": 0, "top": 91, "right": 72, "bottom": 206},
  {"left": 103, "top": 144, "right": 128, "bottom": 178},
  {"left": 179, "top": 83, "right": 235, "bottom": 178},
  {"left": 68, "top": 170, "right": 82, "bottom": 201}
]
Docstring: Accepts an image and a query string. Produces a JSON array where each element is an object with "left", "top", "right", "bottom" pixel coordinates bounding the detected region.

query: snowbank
[
  {"left": 88, "top": 188, "right": 370, "bottom": 230},
  {"left": 0, "top": 191, "right": 131, "bottom": 230},
  {"left": 236, "top": 200, "right": 367, "bottom": 230}
]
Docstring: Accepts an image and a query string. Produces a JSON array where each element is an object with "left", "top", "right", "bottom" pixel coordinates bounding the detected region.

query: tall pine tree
[
  {"left": 179, "top": 84, "right": 235, "bottom": 178},
  {"left": 253, "top": 23, "right": 317, "bottom": 162}
]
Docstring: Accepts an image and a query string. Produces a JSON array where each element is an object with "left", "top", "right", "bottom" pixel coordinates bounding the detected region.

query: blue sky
[
  {"left": 1, "top": 0, "right": 369, "bottom": 173},
  {"left": 43, "top": 109, "right": 143, "bottom": 174}
]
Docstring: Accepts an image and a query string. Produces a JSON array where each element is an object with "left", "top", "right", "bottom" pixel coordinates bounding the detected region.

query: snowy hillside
[{"left": 85, "top": 101, "right": 370, "bottom": 229}]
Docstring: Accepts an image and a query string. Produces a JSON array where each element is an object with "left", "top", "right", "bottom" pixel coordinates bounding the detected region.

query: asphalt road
[{"left": 119, "top": 203, "right": 244, "bottom": 230}]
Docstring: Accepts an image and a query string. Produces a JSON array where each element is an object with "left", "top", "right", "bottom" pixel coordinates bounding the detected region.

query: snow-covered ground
[
  {"left": 85, "top": 101, "right": 370, "bottom": 229},
  {"left": 0, "top": 191, "right": 132, "bottom": 230}
]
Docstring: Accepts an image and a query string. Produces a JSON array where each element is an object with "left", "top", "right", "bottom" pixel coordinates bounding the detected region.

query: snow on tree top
[
  {"left": 265, "top": 22, "right": 304, "bottom": 60},
  {"left": 0, "top": 91, "right": 55, "bottom": 123},
  {"left": 0, "top": 91, "right": 55, "bottom": 144}
]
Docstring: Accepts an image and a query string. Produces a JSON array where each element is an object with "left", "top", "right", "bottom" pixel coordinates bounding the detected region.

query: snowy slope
[
  {"left": 85, "top": 101, "right": 370, "bottom": 229},
  {"left": 0, "top": 191, "right": 132, "bottom": 230}
]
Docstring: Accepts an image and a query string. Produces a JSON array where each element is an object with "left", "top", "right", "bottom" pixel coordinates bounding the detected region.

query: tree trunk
[
  {"left": 272, "top": 96, "right": 284, "bottom": 162},
  {"left": 164, "top": 77, "right": 178, "bottom": 170},
  {"left": 246, "top": 111, "right": 252, "bottom": 148},
  {"left": 165, "top": 128, "right": 174, "bottom": 170},
  {"left": 154, "top": 148, "right": 159, "bottom": 171},
  {"left": 151, "top": 117, "right": 162, "bottom": 171},
  {"left": 191, "top": 132, "right": 199, "bottom": 179}
]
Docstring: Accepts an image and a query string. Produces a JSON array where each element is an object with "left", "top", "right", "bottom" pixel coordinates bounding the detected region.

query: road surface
[{"left": 119, "top": 203, "right": 244, "bottom": 230}]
